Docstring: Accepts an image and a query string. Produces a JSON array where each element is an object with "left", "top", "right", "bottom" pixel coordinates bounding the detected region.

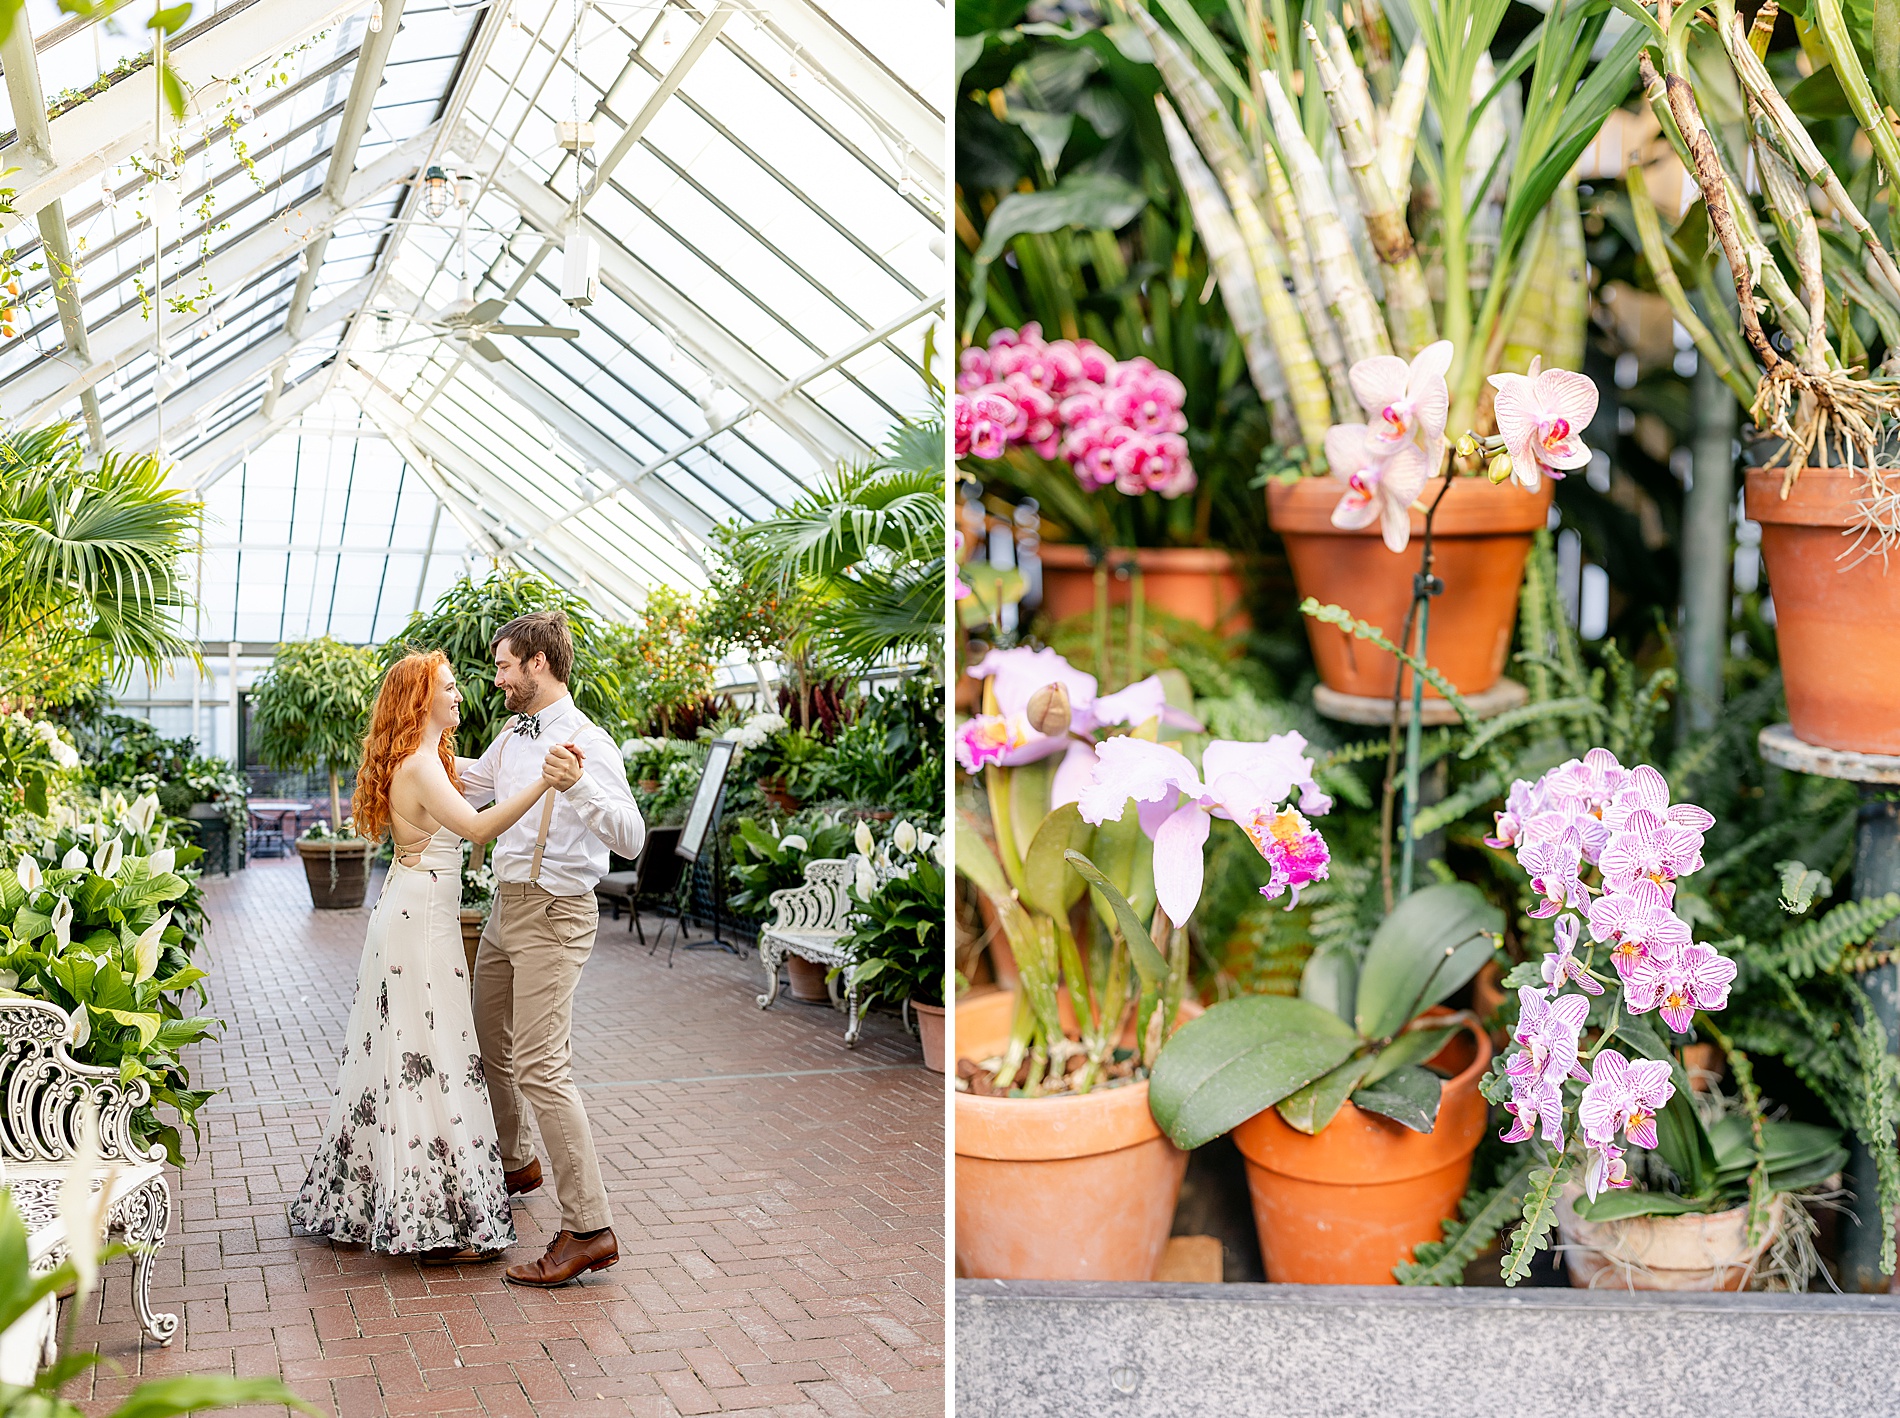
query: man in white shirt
[{"left": 458, "top": 610, "right": 645, "bottom": 1286}]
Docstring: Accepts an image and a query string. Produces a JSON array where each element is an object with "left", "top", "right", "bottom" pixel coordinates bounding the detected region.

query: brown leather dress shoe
[
  {"left": 503, "top": 1229, "right": 618, "bottom": 1287},
  {"left": 504, "top": 1158, "right": 542, "bottom": 1196}
]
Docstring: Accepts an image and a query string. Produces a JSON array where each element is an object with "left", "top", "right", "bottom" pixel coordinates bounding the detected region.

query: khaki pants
[{"left": 474, "top": 882, "right": 613, "bottom": 1232}]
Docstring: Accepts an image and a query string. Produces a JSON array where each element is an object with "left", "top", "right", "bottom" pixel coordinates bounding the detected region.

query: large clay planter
[
  {"left": 295, "top": 838, "right": 372, "bottom": 910},
  {"left": 1744, "top": 466, "right": 1900, "bottom": 753},
  {"left": 912, "top": 1000, "right": 945, "bottom": 1073},
  {"left": 785, "top": 954, "right": 831, "bottom": 1003},
  {"left": 1267, "top": 476, "right": 1553, "bottom": 697},
  {"left": 1037, "top": 545, "right": 1251, "bottom": 637},
  {"left": 1557, "top": 1188, "right": 1783, "bottom": 1291},
  {"left": 1231, "top": 1018, "right": 1492, "bottom": 1284},
  {"left": 954, "top": 989, "right": 1195, "bottom": 1281}
]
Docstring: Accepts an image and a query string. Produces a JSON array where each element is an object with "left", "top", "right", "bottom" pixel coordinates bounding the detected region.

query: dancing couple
[{"left": 289, "top": 611, "right": 645, "bottom": 1285}]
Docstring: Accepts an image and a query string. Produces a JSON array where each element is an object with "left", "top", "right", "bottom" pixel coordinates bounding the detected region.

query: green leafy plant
[
  {"left": 249, "top": 637, "right": 381, "bottom": 831},
  {"left": 599, "top": 586, "right": 718, "bottom": 736},
  {"left": 379, "top": 570, "right": 620, "bottom": 752},
  {"left": 727, "top": 814, "right": 856, "bottom": 918},
  {"left": 844, "top": 831, "right": 946, "bottom": 1009}
]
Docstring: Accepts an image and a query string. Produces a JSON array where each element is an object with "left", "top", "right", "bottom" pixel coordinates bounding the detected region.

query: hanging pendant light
[
  {"left": 424, "top": 165, "right": 450, "bottom": 219},
  {"left": 369, "top": 0, "right": 384, "bottom": 33}
]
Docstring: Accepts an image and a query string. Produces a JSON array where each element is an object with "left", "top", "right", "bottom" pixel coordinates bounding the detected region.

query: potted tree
[
  {"left": 1628, "top": 0, "right": 1900, "bottom": 752},
  {"left": 250, "top": 636, "right": 380, "bottom": 910}
]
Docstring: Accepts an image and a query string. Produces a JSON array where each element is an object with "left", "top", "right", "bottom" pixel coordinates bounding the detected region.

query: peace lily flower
[
  {"left": 148, "top": 847, "right": 176, "bottom": 875},
  {"left": 1579, "top": 1047, "right": 1673, "bottom": 1151},
  {"left": 15, "top": 855, "right": 41, "bottom": 893},
  {"left": 1540, "top": 913, "right": 1602, "bottom": 996},
  {"left": 69, "top": 1006, "right": 89, "bottom": 1049},
  {"left": 893, "top": 821, "right": 917, "bottom": 855},
  {"left": 853, "top": 857, "right": 879, "bottom": 901},
  {"left": 778, "top": 834, "right": 808, "bottom": 855},
  {"left": 50, "top": 895, "right": 73, "bottom": 952},
  {"left": 130, "top": 910, "right": 172, "bottom": 983},
  {"left": 124, "top": 793, "right": 159, "bottom": 835},
  {"left": 1625, "top": 940, "right": 1738, "bottom": 1033},
  {"left": 853, "top": 820, "right": 875, "bottom": 857},
  {"left": 93, "top": 836, "right": 123, "bottom": 880},
  {"left": 1074, "top": 733, "right": 1331, "bottom": 925},
  {"left": 61, "top": 845, "right": 87, "bottom": 872},
  {"left": 1487, "top": 356, "right": 1597, "bottom": 491}
]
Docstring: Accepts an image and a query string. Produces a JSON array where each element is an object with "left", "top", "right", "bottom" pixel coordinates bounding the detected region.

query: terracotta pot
[
  {"left": 458, "top": 908, "right": 485, "bottom": 985},
  {"left": 1744, "top": 466, "right": 1900, "bottom": 753},
  {"left": 1037, "top": 545, "right": 1251, "bottom": 637},
  {"left": 1231, "top": 1016, "right": 1492, "bottom": 1284},
  {"left": 638, "top": 778, "right": 662, "bottom": 794},
  {"left": 785, "top": 953, "right": 831, "bottom": 1003},
  {"left": 913, "top": 1000, "right": 945, "bottom": 1073},
  {"left": 1558, "top": 1187, "right": 1783, "bottom": 1291},
  {"left": 954, "top": 989, "right": 1195, "bottom": 1281},
  {"left": 756, "top": 777, "right": 800, "bottom": 814},
  {"left": 295, "top": 838, "right": 372, "bottom": 910},
  {"left": 1267, "top": 476, "right": 1553, "bottom": 697}
]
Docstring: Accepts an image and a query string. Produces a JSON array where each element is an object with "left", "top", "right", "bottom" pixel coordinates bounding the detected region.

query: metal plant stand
[{"left": 1758, "top": 724, "right": 1900, "bottom": 1292}]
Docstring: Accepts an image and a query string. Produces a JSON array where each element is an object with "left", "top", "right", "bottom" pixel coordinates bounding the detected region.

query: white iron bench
[
  {"left": 0, "top": 997, "right": 176, "bottom": 1382},
  {"left": 757, "top": 856, "right": 872, "bottom": 1047}
]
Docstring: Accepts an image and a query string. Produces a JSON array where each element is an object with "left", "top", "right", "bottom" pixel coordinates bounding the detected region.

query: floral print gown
[{"left": 291, "top": 827, "right": 515, "bottom": 1253}]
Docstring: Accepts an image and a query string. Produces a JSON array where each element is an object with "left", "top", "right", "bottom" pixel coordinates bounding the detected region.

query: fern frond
[
  {"left": 1398, "top": 1156, "right": 1536, "bottom": 1285},
  {"left": 1502, "top": 1160, "right": 1566, "bottom": 1286}
]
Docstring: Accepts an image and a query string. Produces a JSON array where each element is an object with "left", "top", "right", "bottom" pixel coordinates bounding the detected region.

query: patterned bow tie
[{"left": 512, "top": 713, "right": 542, "bottom": 739}]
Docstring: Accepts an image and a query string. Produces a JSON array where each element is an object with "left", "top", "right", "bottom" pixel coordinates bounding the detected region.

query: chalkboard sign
[{"left": 677, "top": 739, "right": 735, "bottom": 862}]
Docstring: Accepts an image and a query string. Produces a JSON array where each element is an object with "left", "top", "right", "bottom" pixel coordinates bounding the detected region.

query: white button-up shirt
[{"left": 459, "top": 694, "right": 646, "bottom": 897}]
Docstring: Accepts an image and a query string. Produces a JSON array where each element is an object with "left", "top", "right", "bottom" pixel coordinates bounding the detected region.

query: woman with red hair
[{"left": 291, "top": 651, "right": 559, "bottom": 1263}]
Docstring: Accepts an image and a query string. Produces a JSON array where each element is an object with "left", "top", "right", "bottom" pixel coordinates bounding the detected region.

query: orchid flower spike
[
  {"left": 1487, "top": 356, "right": 1597, "bottom": 491},
  {"left": 1350, "top": 339, "right": 1454, "bottom": 474},
  {"left": 1325, "top": 426, "right": 1429, "bottom": 554}
]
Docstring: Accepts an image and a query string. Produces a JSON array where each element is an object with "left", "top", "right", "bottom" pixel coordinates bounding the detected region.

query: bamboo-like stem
[
  {"left": 1304, "top": 20, "right": 1436, "bottom": 356},
  {"left": 1812, "top": 0, "right": 1900, "bottom": 212},
  {"left": 1259, "top": 67, "right": 1392, "bottom": 366},
  {"left": 1262, "top": 142, "right": 1355, "bottom": 417},
  {"left": 1325, "top": 20, "right": 1380, "bottom": 146},
  {"left": 1496, "top": 206, "right": 1556, "bottom": 376},
  {"left": 1546, "top": 170, "right": 1590, "bottom": 374},
  {"left": 1747, "top": 0, "right": 1779, "bottom": 59},
  {"left": 1748, "top": 114, "right": 1834, "bottom": 375},
  {"left": 1378, "top": 41, "right": 1427, "bottom": 210},
  {"left": 1154, "top": 96, "right": 1301, "bottom": 447},
  {"left": 1626, "top": 161, "right": 1756, "bottom": 405}
]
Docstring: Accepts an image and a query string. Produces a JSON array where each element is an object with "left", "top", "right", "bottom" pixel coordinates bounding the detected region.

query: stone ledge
[{"left": 955, "top": 1278, "right": 1900, "bottom": 1417}]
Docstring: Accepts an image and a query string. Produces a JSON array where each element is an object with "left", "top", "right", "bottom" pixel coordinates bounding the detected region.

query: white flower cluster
[
  {"left": 30, "top": 719, "right": 80, "bottom": 771},
  {"left": 849, "top": 817, "right": 941, "bottom": 900},
  {"left": 730, "top": 711, "right": 789, "bottom": 753}
]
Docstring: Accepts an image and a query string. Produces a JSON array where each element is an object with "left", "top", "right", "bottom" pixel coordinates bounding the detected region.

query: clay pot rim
[
  {"left": 1034, "top": 544, "right": 1246, "bottom": 572},
  {"left": 1267, "top": 473, "right": 1554, "bottom": 537},
  {"left": 1742, "top": 464, "right": 1893, "bottom": 529},
  {"left": 1232, "top": 1014, "right": 1493, "bottom": 1184},
  {"left": 295, "top": 837, "right": 374, "bottom": 855}
]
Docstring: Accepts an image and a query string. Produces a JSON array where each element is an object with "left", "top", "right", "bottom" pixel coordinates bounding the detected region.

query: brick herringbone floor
[{"left": 66, "top": 856, "right": 945, "bottom": 1416}]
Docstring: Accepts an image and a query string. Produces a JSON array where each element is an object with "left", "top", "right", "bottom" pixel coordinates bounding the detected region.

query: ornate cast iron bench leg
[
  {"left": 843, "top": 975, "right": 862, "bottom": 1048},
  {"left": 116, "top": 1175, "right": 178, "bottom": 1345},
  {"left": 756, "top": 937, "right": 785, "bottom": 1010}
]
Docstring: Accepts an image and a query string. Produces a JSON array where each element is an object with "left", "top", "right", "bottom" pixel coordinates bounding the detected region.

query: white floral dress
[{"left": 290, "top": 825, "right": 515, "bottom": 1253}]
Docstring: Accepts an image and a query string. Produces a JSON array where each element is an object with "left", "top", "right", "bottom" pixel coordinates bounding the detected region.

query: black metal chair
[{"left": 629, "top": 826, "right": 688, "bottom": 963}]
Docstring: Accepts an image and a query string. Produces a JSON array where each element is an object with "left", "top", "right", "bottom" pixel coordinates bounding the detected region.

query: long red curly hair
[{"left": 352, "top": 651, "right": 461, "bottom": 842}]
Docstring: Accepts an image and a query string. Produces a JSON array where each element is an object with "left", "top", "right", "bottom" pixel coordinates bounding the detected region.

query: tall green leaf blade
[
  {"left": 1019, "top": 804, "right": 1091, "bottom": 918},
  {"left": 1064, "top": 849, "right": 1167, "bottom": 987},
  {"left": 1354, "top": 883, "right": 1502, "bottom": 1040},
  {"left": 1147, "top": 995, "right": 1360, "bottom": 1149}
]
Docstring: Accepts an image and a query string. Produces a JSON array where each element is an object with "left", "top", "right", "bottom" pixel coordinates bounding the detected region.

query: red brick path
[{"left": 66, "top": 856, "right": 945, "bottom": 1416}]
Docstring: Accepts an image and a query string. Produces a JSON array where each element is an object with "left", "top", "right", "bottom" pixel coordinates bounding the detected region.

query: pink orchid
[
  {"left": 1582, "top": 1140, "right": 1633, "bottom": 1201},
  {"left": 953, "top": 530, "right": 971, "bottom": 601},
  {"left": 956, "top": 715, "right": 1030, "bottom": 773},
  {"left": 1488, "top": 356, "right": 1597, "bottom": 491},
  {"left": 1075, "top": 733, "right": 1331, "bottom": 925},
  {"left": 1324, "top": 424, "right": 1430, "bottom": 553},
  {"left": 956, "top": 344, "right": 994, "bottom": 392},
  {"left": 1110, "top": 431, "right": 1194, "bottom": 498},
  {"left": 1105, "top": 358, "right": 1190, "bottom": 435},
  {"left": 1246, "top": 807, "right": 1332, "bottom": 907},
  {"left": 1508, "top": 986, "right": 1591, "bottom": 1092},
  {"left": 1600, "top": 762, "right": 1717, "bottom": 838},
  {"left": 1541, "top": 913, "right": 1603, "bottom": 996},
  {"left": 956, "top": 386, "right": 1021, "bottom": 460},
  {"left": 1501, "top": 1072, "right": 1566, "bottom": 1147},
  {"left": 1485, "top": 778, "right": 1544, "bottom": 851},
  {"left": 1002, "top": 374, "right": 1061, "bottom": 459},
  {"left": 1598, "top": 808, "right": 1706, "bottom": 898},
  {"left": 1625, "top": 940, "right": 1737, "bottom": 1033},
  {"left": 1579, "top": 1047, "right": 1674, "bottom": 1151},
  {"left": 1541, "top": 747, "right": 1634, "bottom": 860},
  {"left": 1586, "top": 881, "right": 1691, "bottom": 982},
  {"left": 1518, "top": 827, "right": 1589, "bottom": 918},
  {"left": 1347, "top": 339, "right": 1454, "bottom": 474},
  {"left": 962, "top": 648, "right": 1199, "bottom": 773}
]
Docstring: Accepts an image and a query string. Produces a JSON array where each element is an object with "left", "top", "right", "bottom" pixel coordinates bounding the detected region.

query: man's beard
[{"left": 502, "top": 680, "right": 537, "bottom": 713}]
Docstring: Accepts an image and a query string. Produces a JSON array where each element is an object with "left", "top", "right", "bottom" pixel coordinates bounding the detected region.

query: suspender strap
[{"left": 528, "top": 788, "right": 557, "bottom": 885}]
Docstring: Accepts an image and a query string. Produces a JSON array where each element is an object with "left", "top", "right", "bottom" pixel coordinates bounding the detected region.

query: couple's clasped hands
[{"left": 539, "top": 743, "right": 584, "bottom": 792}]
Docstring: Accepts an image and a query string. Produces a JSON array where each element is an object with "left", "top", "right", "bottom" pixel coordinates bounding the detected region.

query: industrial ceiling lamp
[{"left": 424, "top": 165, "right": 450, "bottom": 219}]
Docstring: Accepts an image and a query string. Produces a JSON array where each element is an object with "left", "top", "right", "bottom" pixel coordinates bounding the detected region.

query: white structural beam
[
  {"left": 3, "top": 123, "right": 439, "bottom": 423},
  {"left": 113, "top": 275, "right": 377, "bottom": 452},
  {"left": 0, "top": 0, "right": 362, "bottom": 221},
  {"left": 464, "top": 129, "right": 866, "bottom": 466},
  {"left": 178, "top": 375, "right": 331, "bottom": 490},
  {"left": 266, "top": 0, "right": 408, "bottom": 421},
  {"left": 753, "top": 0, "right": 942, "bottom": 194},
  {"left": 575, "top": 7, "right": 730, "bottom": 221}
]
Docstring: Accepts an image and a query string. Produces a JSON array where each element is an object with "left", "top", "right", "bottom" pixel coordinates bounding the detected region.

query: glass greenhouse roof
[{"left": 0, "top": 0, "right": 946, "bottom": 634}]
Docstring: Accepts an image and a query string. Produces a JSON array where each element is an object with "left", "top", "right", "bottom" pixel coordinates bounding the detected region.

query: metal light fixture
[
  {"left": 424, "top": 165, "right": 450, "bottom": 219},
  {"left": 456, "top": 173, "right": 477, "bottom": 210},
  {"left": 368, "top": 0, "right": 383, "bottom": 33}
]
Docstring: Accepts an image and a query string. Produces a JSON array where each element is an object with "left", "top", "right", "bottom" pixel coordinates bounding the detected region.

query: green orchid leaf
[
  {"left": 1354, "top": 884, "right": 1503, "bottom": 1041},
  {"left": 1570, "top": 1189, "right": 1712, "bottom": 1222},
  {"left": 954, "top": 819, "right": 1010, "bottom": 900},
  {"left": 1276, "top": 1053, "right": 1375, "bottom": 1135},
  {"left": 1351, "top": 1065, "right": 1443, "bottom": 1134},
  {"left": 1147, "top": 995, "right": 1360, "bottom": 1150},
  {"left": 1361, "top": 1025, "right": 1458, "bottom": 1086},
  {"left": 1064, "top": 849, "right": 1167, "bottom": 987},
  {"left": 1019, "top": 803, "right": 1091, "bottom": 918},
  {"left": 1298, "top": 947, "right": 1357, "bottom": 1025}
]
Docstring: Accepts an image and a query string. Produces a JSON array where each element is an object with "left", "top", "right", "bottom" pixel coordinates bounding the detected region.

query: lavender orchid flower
[
  {"left": 1519, "top": 827, "right": 1589, "bottom": 919},
  {"left": 1075, "top": 733, "right": 1332, "bottom": 925},
  {"left": 1579, "top": 1048, "right": 1674, "bottom": 1150},
  {"left": 957, "top": 647, "right": 1199, "bottom": 776},
  {"left": 1541, "top": 914, "right": 1603, "bottom": 996},
  {"left": 1625, "top": 941, "right": 1738, "bottom": 1033}
]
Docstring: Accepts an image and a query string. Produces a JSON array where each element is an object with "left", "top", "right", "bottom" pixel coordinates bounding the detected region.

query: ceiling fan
[{"left": 402, "top": 294, "right": 580, "bottom": 363}]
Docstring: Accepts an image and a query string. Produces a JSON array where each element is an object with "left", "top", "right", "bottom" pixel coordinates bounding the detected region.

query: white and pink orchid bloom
[
  {"left": 1349, "top": 339, "right": 1454, "bottom": 473},
  {"left": 1488, "top": 356, "right": 1598, "bottom": 491},
  {"left": 1519, "top": 827, "right": 1589, "bottom": 919},
  {"left": 956, "top": 647, "right": 1197, "bottom": 776},
  {"left": 1541, "top": 913, "right": 1603, "bottom": 996},
  {"left": 1074, "top": 733, "right": 1332, "bottom": 925},
  {"left": 1600, "top": 762, "right": 1717, "bottom": 837},
  {"left": 1579, "top": 1047, "right": 1674, "bottom": 1151},
  {"left": 1586, "top": 880, "right": 1691, "bottom": 982},
  {"left": 1501, "top": 1072, "right": 1566, "bottom": 1148},
  {"left": 1325, "top": 425, "right": 1431, "bottom": 554},
  {"left": 1625, "top": 940, "right": 1738, "bottom": 1033},
  {"left": 1598, "top": 808, "right": 1707, "bottom": 898},
  {"left": 1582, "top": 1140, "right": 1633, "bottom": 1202},
  {"left": 1508, "top": 986, "right": 1591, "bottom": 1090}
]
